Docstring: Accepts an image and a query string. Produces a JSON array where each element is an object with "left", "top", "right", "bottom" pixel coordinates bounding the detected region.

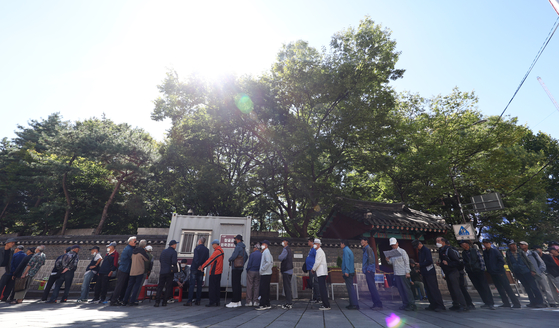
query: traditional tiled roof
[
  {"left": 0, "top": 235, "right": 168, "bottom": 245},
  {"left": 318, "top": 197, "right": 449, "bottom": 237}
]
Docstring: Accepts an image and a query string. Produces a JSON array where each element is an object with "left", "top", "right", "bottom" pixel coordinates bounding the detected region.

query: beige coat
[{"left": 130, "top": 252, "right": 148, "bottom": 276}]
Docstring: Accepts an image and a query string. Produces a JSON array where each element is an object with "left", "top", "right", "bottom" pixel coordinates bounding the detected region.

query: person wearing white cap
[
  {"left": 519, "top": 241, "right": 557, "bottom": 307},
  {"left": 386, "top": 237, "right": 415, "bottom": 311},
  {"left": 506, "top": 241, "right": 545, "bottom": 308},
  {"left": 311, "top": 238, "right": 330, "bottom": 310}
]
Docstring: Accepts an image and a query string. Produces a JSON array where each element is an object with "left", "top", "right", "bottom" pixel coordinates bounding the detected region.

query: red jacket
[{"left": 201, "top": 245, "right": 224, "bottom": 275}]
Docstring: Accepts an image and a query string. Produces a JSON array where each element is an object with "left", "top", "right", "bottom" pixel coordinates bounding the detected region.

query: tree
[{"left": 152, "top": 17, "right": 404, "bottom": 237}]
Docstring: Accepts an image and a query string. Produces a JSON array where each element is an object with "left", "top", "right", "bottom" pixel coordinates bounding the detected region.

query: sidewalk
[{"left": 1, "top": 297, "right": 558, "bottom": 328}]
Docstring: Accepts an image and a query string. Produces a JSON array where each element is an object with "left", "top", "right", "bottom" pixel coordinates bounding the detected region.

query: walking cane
[{"left": 224, "top": 262, "right": 231, "bottom": 306}]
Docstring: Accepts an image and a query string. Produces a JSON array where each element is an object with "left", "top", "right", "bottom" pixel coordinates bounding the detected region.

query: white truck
[{"left": 166, "top": 213, "right": 252, "bottom": 289}]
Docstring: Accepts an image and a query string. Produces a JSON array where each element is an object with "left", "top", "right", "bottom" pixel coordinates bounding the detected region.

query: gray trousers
[
  {"left": 246, "top": 270, "right": 260, "bottom": 304},
  {"left": 394, "top": 275, "right": 415, "bottom": 307},
  {"left": 547, "top": 274, "right": 559, "bottom": 303},
  {"left": 282, "top": 273, "right": 292, "bottom": 304},
  {"left": 535, "top": 272, "right": 557, "bottom": 305}
]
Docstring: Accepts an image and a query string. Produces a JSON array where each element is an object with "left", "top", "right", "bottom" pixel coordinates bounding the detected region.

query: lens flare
[
  {"left": 385, "top": 313, "right": 404, "bottom": 328},
  {"left": 235, "top": 93, "right": 254, "bottom": 114}
]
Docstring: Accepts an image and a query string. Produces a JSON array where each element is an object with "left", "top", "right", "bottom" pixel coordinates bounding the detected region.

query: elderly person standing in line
[
  {"left": 245, "top": 243, "right": 262, "bottom": 307},
  {"left": 537, "top": 245, "right": 559, "bottom": 305},
  {"left": 77, "top": 246, "right": 102, "bottom": 303},
  {"left": 200, "top": 239, "right": 224, "bottom": 307},
  {"left": 506, "top": 241, "right": 545, "bottom": 308},
  {"left": 5, "top": 247, "right": 35, "bottom": 302},
  {"left": 110, "top": 236, "right": 137, "bottom": 306},
  {"left": 361, "top": 237, "right": 382, "bottom": 309},
  {"left": 226, "top": 234, "right": 248, "bottom": 308},
  {"left": 519, "top": 241, "right": 557, "bottom": 307},
  {"left": 386, "top": 237, "right": 416, "bottom": 311},
  {"left": 1, "top": 245, "right": 25, "bottom": 301},
  {"left": 341, "top": 240, "right": 359, "bottom": 310},
  {"left": 184, "top": 238, "right": 209, "bottom": 306},
  {"left": 0, "top": 238, "right": 17, "bottom": 300},
  {"left": 47, "top": 245, "right": 80, "bottom": 303},
  {"left": 279, "top": 237, "right": 294, "bottom": 310},
  {"left": 11, "top": 246, "right": 46, "bottom": 303},
  {"left": 411, "top": 239, "right": 445, "bottom": 312},
  {"left": 155, "top": 239, "right": 179, "bottom": 307},
  {"left": 256, "top": 240, "right": 273, "bottom": 311},
  {"left": 311, "top": 238, "right": 330, "bottom": 311},
  {"left": 123, "top": 239, "right": 149, "bottom": 306}
]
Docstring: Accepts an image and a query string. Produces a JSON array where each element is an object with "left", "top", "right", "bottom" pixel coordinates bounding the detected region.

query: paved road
[{"left": 1, "top": 298, "right": 558, "bottom": 328}]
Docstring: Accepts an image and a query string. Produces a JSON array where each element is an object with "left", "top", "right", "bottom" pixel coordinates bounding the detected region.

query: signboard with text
[
  {"left": 220, "top": 234, "right": 237, "bottom": 248},
  {"left": 452, "top": 223, "right": 476, "bottom": 240}
]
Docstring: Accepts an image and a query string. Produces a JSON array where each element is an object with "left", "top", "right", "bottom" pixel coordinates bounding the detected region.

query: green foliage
[{"left": 336, "top": 256, "right": 343, "bottom": 268}]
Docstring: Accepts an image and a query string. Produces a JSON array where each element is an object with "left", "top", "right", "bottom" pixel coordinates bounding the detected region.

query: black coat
[
  {"left": 541, "top": 253, "right": 559, "bottom": 277},
  {"left": 483, "top": 247, "right": 506, "bottom": 275},
  {"left": 418, "top": 245, "right": 436, "bottom": 276}
]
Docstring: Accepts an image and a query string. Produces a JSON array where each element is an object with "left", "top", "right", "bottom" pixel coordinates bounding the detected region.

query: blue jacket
[
  {"left": 246, "top": 250, "right": 262, "bottom": 272},
  {"left": 10, "top": 251, "right": 26, "bottom": 275},
  {"left": 483, "top": 247, "right": 506, "bottom": 275},
  {"left": 159, "top": 246, "right": 178, "bottom": 275},
  {"left": 118, "top": 244, "right": 135, "bottom": 273},
  {"left": 418, "top": 244, "right": 436, "bottom": 276},
  {"left": 341, "top": 246, "right": 355, "bottom": 275},
  {"left": 191, "top": 244, "right": 209, "bottom": 272},
  {"left": 228, "top": 241, "right": 248, "bottom": 270},
  {"left": 305, "top": 247, "right": 316, "bottom": 271},
  {"left": 362, "top": 245, "right": 376, "bottom": 273}
]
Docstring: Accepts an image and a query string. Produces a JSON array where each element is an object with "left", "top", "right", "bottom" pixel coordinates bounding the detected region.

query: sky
[{"left": 1, "top": 0, "right": 559, "bottom": 142}]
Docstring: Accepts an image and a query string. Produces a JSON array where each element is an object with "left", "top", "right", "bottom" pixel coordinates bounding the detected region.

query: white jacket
[
  {"left": 259, "top": 248, "right": 273, "bottom": 275},
  {"left": 312, "top": 247, "right": 328, "bottom": 277}
]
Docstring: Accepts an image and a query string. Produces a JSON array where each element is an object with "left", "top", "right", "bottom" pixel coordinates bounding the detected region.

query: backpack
[
  {"left": 54, "top": 256, "right": 64, "bottom": 272},
  {"left": 445, "top": 247, "right": 465, "bottom": 271}
]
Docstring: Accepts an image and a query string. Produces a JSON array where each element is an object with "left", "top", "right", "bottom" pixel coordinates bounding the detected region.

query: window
[{"left": 180, "top": 230, "right": 211, "bottom": 254}]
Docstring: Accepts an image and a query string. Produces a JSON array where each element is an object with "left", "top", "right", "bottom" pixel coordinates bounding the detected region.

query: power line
[{"left": 494, "top": 17, "right": 559, "bottom": 126}]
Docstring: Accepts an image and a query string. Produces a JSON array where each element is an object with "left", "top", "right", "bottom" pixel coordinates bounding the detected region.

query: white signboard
[{"left": 453, "top": 223, "right": 476, "bottom": 240}]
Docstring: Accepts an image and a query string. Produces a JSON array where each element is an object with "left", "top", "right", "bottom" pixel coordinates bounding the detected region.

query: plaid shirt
[{"left": 476, "top": 248, "right": 486, "bottom": 271}]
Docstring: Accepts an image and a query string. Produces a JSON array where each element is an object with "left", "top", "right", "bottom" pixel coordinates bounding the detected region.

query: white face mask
[
  {"left": 261, "top": 245, "right": 266, "bottom": 250},
  {"left": 313, "top": 244, "right": 318, "bottom": 249},
  {"left": 106, "top": 248, "right": 111, "bottom": 252},
  {"left": 92, "top": 251, "right": 97, "bottom": 256},
  {"left": 282, "top": 242, "right": 286, "bottom": 247},
  {"left": 436, "top": 243, "right": 443, "bottom": 248}
]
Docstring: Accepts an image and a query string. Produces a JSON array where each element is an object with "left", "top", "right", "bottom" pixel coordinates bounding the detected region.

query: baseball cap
[
  {"left": 89, "top": 246, "right": 100, "bottom": 251},
  {"left": 508, "top": 241, "right": 516, "bottom": 245},
  {"left": 145, "top": 245, "right": 153, "bottom": 251},
  {"left": 261, "top": 240, "right": 270, "bottom": 246},
  {"left": 313, "top": 239, "right": 321, "bottom": 245},
  {"left": 107, "top": 242, "right": 117, "bottom": 248},
  {"left": 16, "top": 245, "right": 24, "bottom": 250},
  {"left": 6, "top": 238, "right": 17, "bottom": 243},
  {"left": 389, "top": 237, "right": 397, "bottom": 245},
  {"left": 169, "top": 240, "right": 178, "bottom": 246},
  {"left": 519, "top": 241, "right": 528, "bottom": 246},
  {"left": 212, "top": 239, "right": 220, "bottom": 245},
  {"left": 235, "top": 234, "right": 243, "bottom": 241},
  {"left": 71, "top": 245, "right": 81, "bottom": 250}
]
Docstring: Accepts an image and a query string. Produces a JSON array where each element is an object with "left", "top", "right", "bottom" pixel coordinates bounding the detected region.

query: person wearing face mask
[
  {"left": 305, "top": 237, "right": 320, "bottom": 303},
  {"left": 90, "top": 242, "right": 119, "bottom": 304},
  {"left": 311, "top": 238, "right": 330, "bottom": 310},
  {"left": 505, "top": 241, "right": 545, "bottom": 308},
  {"left": 123, "top": 240, "right": 150, "bottom": 306},
  {"left": 481, "top": 239, "right": 521, "bottom": 308},
  {"left": 226, "top": 235, "right": 248, "bottom": 308},
  {"left": 256, "top": 240, "right": 273, "bottom": 311},
  {"left": 278, "top": 238, "right": 294, "bottom": 310},
  {"left": 172, "top": 259, "right": 190, "bottom": 299},
  {"left": 77, "top": 246, "right": 103, "bottom": 303}
]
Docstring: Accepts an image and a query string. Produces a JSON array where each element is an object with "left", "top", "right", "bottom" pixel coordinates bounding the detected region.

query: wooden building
[{"left": 317, "top": 198, "right": 448, "bottom": 272}]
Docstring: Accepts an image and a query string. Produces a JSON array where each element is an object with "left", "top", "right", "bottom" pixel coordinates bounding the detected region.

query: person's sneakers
[
  {"left": 45, "top": 300, "right": 56, "bottom": 303},
  {"left": 281, "top": 303, "right": 293, "bottom": 310},
  {"left": 498, "top": 304, "right": 511, "bottom": 308},
  {"left": 226, "top": 301, "right": 241, "bottom": 308},
  {"left": 467, "top": 304, "right": 476, "bottom": 310},
  {"left": 129, "top": 302, "right": 139, "bottom": 306},
  {"left": 154, "top": 303, "right": 160, "bottom": 307},
  {"left": 512, "top": 304, "right": 522, "bottom": 308},
  {"left": 194, "top": 301, "right": 201, "bottom": 306},
  {"left": 101, "top": 301, "right": 108, "bottom": 304},
  {"left": 256, "top": 305, "right": 271, "bottom": 311},
  {"left": 526, "top": 303, "right": 535, "bottom": 308},
  {"left": 245, "top": 302, "right": 253, "bottom": 307},
  {"left": 167, "top": 299, "right": 175, "bottom": 304},
  {"left": 184, "top": 302, "right": 192, "bottom": 306},
  {"left": 448, "top": 305, "right": 461, "bottom": 311},
  {"left": 550, "top": 303, "right": 558, "bottom": 308},
  {"left": 76, "top": 299, "right": 85, "bottom": 303},
  {"left": 370, "top": 304, "right": 383, "bottom": 310},
  {"left": 314, "top": 299, "right": 321, "bottom": 303},
  {"left": 346, "top": 305, "right": 359, "bottom": 310},
  {"left": 37, "top": 300, "right": 47, "bottom": 303},
  {"left": 252, "top": 302, "right": 259, "bottom": 307},
  {"left": 318, "top": 305, "right": 331, "bottom": 311}
]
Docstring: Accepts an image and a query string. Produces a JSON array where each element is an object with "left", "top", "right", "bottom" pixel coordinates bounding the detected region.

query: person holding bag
[
  {"left": 226, "top": 235, "right": 248, "bottom": 308},
  {"left": 12, "top": 246, "right": 46, "bottom": 303}
]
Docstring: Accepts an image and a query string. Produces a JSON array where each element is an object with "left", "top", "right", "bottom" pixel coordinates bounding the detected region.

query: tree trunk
[
  {"left": 94, "top": 174, "right": 126, "bottom": 235},
  {"left": 61, "top": 156, "right": 77, "bottom": 235}
]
